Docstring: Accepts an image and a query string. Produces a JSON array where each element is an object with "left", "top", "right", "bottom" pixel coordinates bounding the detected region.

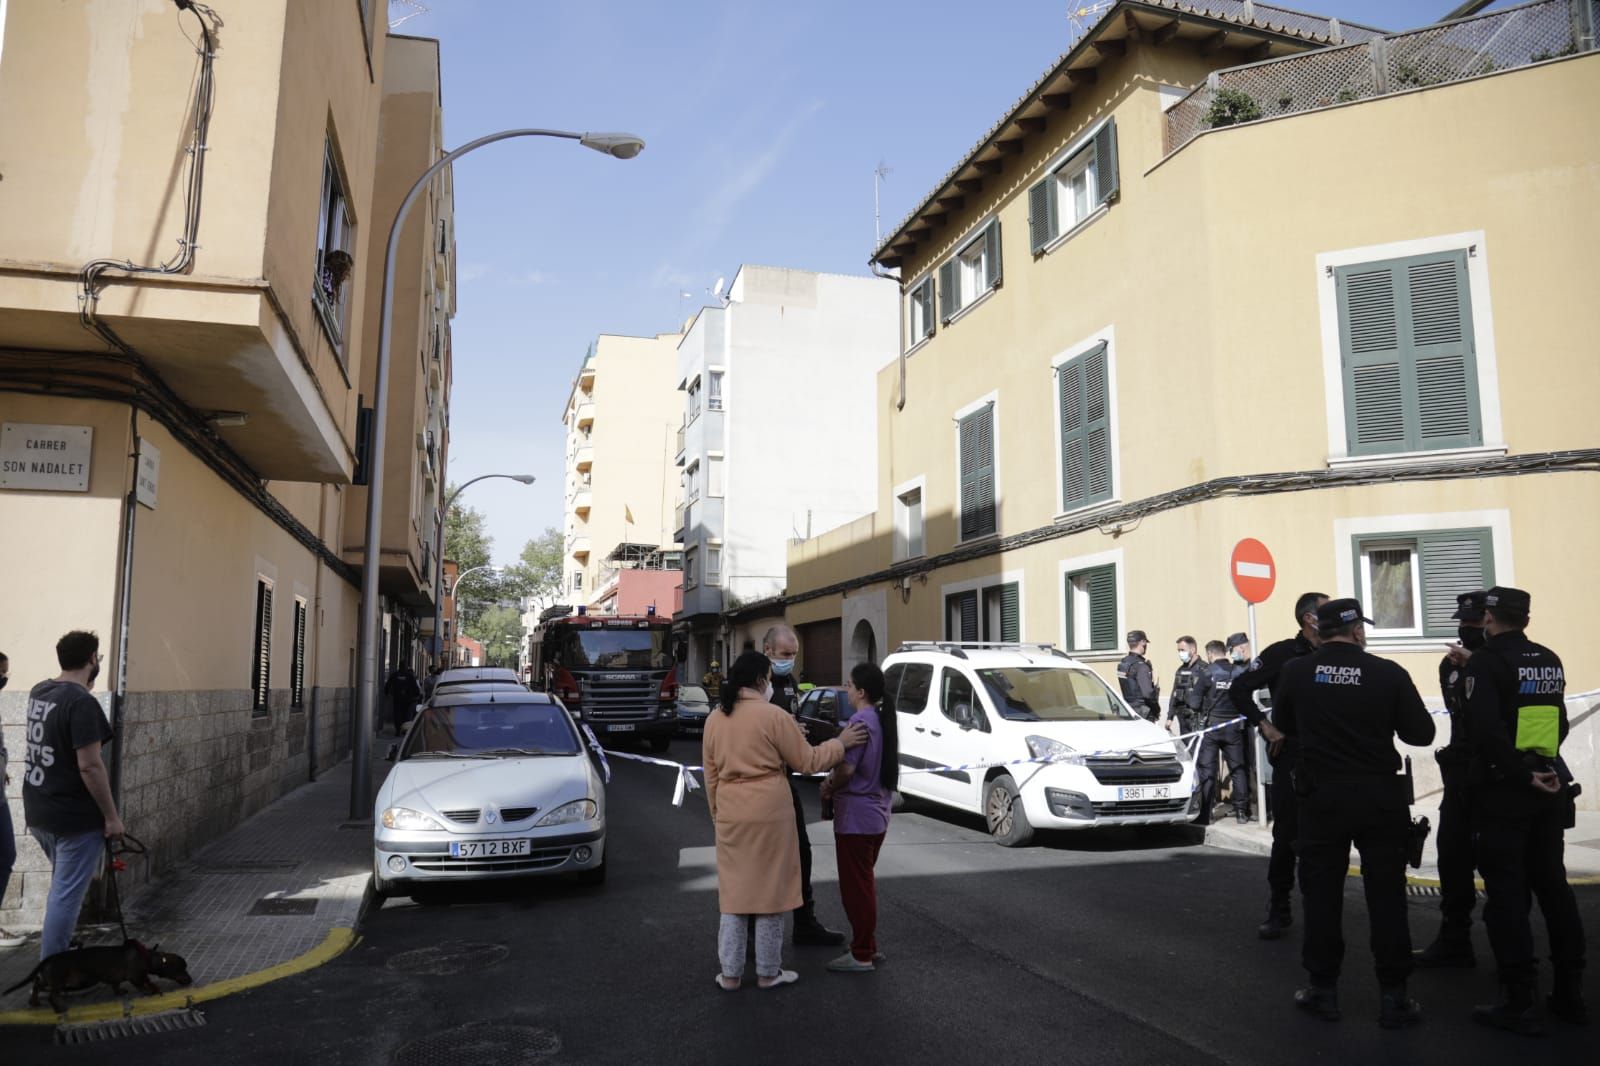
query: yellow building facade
[{"left": 780, "top": 2, "right": 1600, "bottom": 799}]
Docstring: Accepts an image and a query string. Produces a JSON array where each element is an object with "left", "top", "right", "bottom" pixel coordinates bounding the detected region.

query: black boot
[
  {"left": 792, "top": 908, "right": 845, "bottom": 947},
  {"left": 1235, "top": 810, "right": 1252, "bottom": 825},
  {"left": 1473, "top": 982, "right": 1544, "bottom": 1036},
  {"left": 1294, "top": 984, "right": 1341, "bottom": 1021},
  {"left": 1547, "top": 967, "right": 1589, "bottom": 1026},
  {"left": 1259, "top": 895, "right": 1293, "bottom": 940},
  {"left": 1413, "top": 927, "right": 1476, "bottom": 969},
  {"left": 1379, "top": 985, "right": 1423, "bottom": 1029}
]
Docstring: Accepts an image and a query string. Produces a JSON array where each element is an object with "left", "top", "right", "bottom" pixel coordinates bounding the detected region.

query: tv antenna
[
  {"left": 1068, "top": 2, "right": 1114, "bottom": 40},
  {"left": 873, "top": 161, "right": 893, "bottom": 248},
  {"left": 390, "top": 0, "right": 430, "bottom": 29}
]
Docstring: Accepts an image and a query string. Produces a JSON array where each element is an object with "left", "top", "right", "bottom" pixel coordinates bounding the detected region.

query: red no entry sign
[{"left": 1230, "top": 538, "right": 1276, "bottom": 604}]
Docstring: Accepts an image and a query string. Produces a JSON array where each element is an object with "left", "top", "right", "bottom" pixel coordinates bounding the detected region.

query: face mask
[
  {"left": 1230, "top": 651, "right": 1247, "bottom": 664},
  {"left": 1458, "top": 625, "right": 1486, "bottom": 651},
  {"left": 1177, "top": 650, "right": 1191, "bottom": 664},
  {"left": 771, "top": 659, "right": 794, "bottom": 677}
]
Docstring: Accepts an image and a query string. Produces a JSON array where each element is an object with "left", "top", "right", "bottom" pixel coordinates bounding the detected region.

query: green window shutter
[
  {"left": 1418, "top": 529, "right": 1492, "bottom": 637},
  {"left": 1058, "top": 343, "right": 1112, "bottom": 510},
  {"left": 946, "top": 591, "right": 979, "bottom": 641},
  {"left": 917, "top": 278, "right": 936, "bottom": 340},
  {"left": 1028, "top": 176, "right": 1057, "bottom": 253},
  {"left": 1093, "top": 117, "right": 1119, "bottom": 205},
  {"left": 985, "top": 219, "right": 1003, "bottom": 289},
  {"left": 999, "top": 582, "right": 1019, "bottom": 642},
  {"left": 938, "top": 259, "right": 957, "bottom": 322},
  {"left": 1066, "top": 565, "right": 1118, "bottom": 651},
  {"left": 959, "top": 406, "right": 996, "bottom": 539},
  {"left": 1337, "top": 251, "right": 1479, "bottom": 456}
]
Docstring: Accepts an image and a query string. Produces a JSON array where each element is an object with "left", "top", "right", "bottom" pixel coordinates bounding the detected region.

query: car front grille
[
  {"left": 498, "top": 806, "right": 538, "bottom": 823},
  {"left": 1085, "top": 756, "right": 1183, "bottom": 786},
  {"left": 439, "top": 808, "right": 479, "bottom": 825},
  {"left": 409, "top": 847, "right": 573, "bottom": 873},
  {"left": 577, "top": 675, "right": 659, "bottom": 722},
  {"left": 1091, "top": 798, "right": 1191, "bottom": 816}
]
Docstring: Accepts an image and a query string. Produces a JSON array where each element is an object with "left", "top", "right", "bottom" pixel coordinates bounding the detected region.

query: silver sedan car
[{"left": 373, "top": 690, "right": 606, "bottom": 898}]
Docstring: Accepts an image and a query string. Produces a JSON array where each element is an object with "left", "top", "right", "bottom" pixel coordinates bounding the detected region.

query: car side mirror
[{"left": 385, "top": 744, "right": 399, "bottom": 763}]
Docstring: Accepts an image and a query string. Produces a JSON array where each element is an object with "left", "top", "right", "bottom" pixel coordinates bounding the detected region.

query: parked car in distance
[
  {"left": 883, "top": 642, "right": 1198, "bottom": 846},
  {"left": 675, "top": 684, "right": 712, "bottom": 734},
  {"left": 793, "top": 685, "right": 851, "bottom": 743},
  {"left": 422, "top": 679, "right": 526, "bottom": 707},
  {"left": 373, "top": 690, "right": 606, "bottom": 898}
]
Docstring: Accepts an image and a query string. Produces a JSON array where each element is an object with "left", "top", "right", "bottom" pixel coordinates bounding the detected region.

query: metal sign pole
[{"left": 1249, "top": 601, "right": 1267, "bottom": 827}]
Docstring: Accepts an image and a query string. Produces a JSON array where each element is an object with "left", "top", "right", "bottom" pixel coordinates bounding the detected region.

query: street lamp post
[
  {"left": 440, "top": 564, "right": 501, "bottom": 666},
  {"left": 432, "top": 473, "right": 535, "bottom": 665},
  {"left": 351, "top": 128, "right": 645, "bottom": 819}
]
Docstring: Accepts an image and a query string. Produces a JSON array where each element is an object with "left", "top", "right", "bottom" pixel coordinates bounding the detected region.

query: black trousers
[
  {"left": 790, "top": 777, "right": 815, "bottom": 915},
  {"left": 1267, "top": 740, "right": 1300, "bottom": 899},
  {"left": 1297, "top": 776, "right": 1413, "bottom": 987},
  {"left": 1474, "top": 798, "right": 1586, "bottom": 986},
  {"left": 1434, "top": 757, "right": 1476, "bottom": 936},
  {"left": 1195, "top": 720, "right": 1250, "bottom": 821}
]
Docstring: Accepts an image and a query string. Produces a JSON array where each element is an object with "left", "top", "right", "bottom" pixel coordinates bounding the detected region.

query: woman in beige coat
[{"left": 703, "top": 651, "right": 866, "bottom": 990}]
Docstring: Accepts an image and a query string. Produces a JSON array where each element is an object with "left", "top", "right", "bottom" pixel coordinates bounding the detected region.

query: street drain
[
  {"left": 394, "top": 1023, "right": 560, "bottom": 1065},
  {"left": 385, "top": 940, "right": 510, "bottom": 976},
  {"left": 55, "top": 1008, "right": 208, "bottom": 1044}
]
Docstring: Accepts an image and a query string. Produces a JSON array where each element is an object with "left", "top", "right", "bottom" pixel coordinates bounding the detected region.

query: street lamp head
[
  {"left": 512, "top": 474, "right": 537, "bottom": 485},
  {"left": 580, "top": 132, "right": 646, "bottom": 160}
]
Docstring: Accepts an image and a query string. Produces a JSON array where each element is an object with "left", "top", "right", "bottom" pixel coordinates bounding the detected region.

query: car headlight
[
  {"left": 1026, "top": 735, "right": 1086, "bottom": 765},
  {"left": 536, "top": 799, "right": 598, "bottom": 826},
  {"left": 381, "top": 807, "right": 444, "bottom": 831},
  {"left": 1171, "top": 738, "right": 1194, "bottom": 764}
]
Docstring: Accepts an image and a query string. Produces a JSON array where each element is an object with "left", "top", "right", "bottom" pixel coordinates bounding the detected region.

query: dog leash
[{"left": 103, "top": 834, "right": 147, "bottom": 944}]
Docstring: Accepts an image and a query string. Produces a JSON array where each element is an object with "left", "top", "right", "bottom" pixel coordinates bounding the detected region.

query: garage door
[{"left": 798, "top": 619, "right": 843, "bottom": 686}]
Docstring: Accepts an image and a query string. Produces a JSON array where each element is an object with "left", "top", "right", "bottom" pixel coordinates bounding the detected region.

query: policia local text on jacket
[
  {"left": 1460, "top": 588, "right": 1586, "bottom": 1033},
  {"left": 1191, "top": 655, "right": 1250, "bottom": 823},
  {"left": 1272, "top": 604, "right": 1434, "bottom": 1023}
]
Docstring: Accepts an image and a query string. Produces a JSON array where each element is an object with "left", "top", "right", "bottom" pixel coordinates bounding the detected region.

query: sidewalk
[
  {"left": 0, "top": 757, "right": 376, "bottom": 1025},
  {"left": 1204, "top": 804, "right": 1600, "bottom": 885}
]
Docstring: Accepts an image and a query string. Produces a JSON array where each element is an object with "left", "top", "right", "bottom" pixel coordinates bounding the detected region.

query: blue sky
[{"left": 401, "top": 0, "right": 1504, "bottom": 563}]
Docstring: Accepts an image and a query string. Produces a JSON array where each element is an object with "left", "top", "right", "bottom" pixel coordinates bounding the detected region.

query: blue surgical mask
[
  {"left": 771, "top": 659, "right": 794, "bottom": 677},
  {"left": 1177, "top": 650, "right": 1191, "bottom": 664}
]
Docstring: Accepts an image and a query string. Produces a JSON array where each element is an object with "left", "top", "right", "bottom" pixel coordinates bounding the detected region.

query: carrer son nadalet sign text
[{"left": 0, "top": 423, "right": 94, "bottom": 492}]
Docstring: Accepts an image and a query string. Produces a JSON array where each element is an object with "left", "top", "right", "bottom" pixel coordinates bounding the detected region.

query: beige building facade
[
  {"left": 0, "top": 1, "right": 454, "bottom": 923},
  {"left": 559, "top": 333, "right": 684, "bottom": 611},
  {"left": 776, "top": 2, "right": 1600, "bottom": 801}
]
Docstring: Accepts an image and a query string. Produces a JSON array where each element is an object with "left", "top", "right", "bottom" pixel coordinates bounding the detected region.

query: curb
[{"left": 0, "top": 924, "right": 362, "bottom": 1027}]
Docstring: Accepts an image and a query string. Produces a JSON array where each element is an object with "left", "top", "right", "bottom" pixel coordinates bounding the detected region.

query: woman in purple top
[{"left": 821, "top": 662, "right": 898, "bottom": 973}]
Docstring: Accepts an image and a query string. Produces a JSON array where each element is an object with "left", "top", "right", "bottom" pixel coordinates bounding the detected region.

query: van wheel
[{"left": 984, "top": 775, "right": 1035, "bottom": 847}]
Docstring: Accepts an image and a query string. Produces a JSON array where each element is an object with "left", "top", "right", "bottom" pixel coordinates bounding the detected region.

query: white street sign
[
  {"left": 0, "top": 423, "right": 93, "bottom": 492},
  {"left": 137, "top": 438, "right": 161, "bottom": 509}
]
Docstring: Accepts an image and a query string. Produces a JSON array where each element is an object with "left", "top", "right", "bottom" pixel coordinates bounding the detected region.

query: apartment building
[
  {"left": 777, "top": 0, "right": 1600, "bottom": 796},
  {"left": 0, "top": 1, "right": 455, "bottom": 921},
  {"left": 560, "top": 333, "right": 683, "bottom": 615},
  {"left": 674, "top": 266, "right": 897, "bottom": 683}
]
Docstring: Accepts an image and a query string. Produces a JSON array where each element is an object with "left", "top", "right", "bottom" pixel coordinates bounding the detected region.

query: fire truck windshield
[{"left": 559, "top": 628, "right": 673, "bottom": 671}]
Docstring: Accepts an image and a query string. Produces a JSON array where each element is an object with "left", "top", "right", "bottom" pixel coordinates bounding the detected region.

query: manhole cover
[
  {"left": 386, "top": 940, "right": 510, "bottom": 976},
  {"left": 394, "top": 1023, "right": 559, "bottom": 1065},
  {"left": 249, "top": 897, "right": 319, "bottom": 916}
]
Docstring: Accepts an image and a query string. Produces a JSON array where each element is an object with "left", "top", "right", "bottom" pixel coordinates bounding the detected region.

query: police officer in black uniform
[
  {"left": 1191, "top": 638, "right": 1251, "bottom": 825},
  {"left": 1274, "top": 598, "right": 1435, "bottom": 1028},
  {"left": 1117, "top": 630, "right": 1161, "bottom": 722},
  {"left": 1169, "top": 636, "right": 1206, "bottom": 735},
  {"left": 1463, "top": 587, "right": 1587, "bottom": 1034},
  {"left": 1229, "top": 591, "right": 1328, "bottom": 939},
  {"left": 1413, "top": 590, "right": 1487, "bottom": 969},
  {"left": 762, "top": 624, "right": 846, "bottom": 947}
]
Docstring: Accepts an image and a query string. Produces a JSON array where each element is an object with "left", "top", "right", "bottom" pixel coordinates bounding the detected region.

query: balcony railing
[{"left": 1165, "top": 0, "right": 1597, "bottom": 158}]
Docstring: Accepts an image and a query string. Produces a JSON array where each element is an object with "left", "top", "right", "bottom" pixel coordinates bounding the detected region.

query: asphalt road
[{"left": 9, "top": 736, "right": 1596, "bottom": 1064}]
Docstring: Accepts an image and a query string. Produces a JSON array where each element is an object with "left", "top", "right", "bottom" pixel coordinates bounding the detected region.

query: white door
[
  {"left": 906, "top": 666, "right": 988, "bottom": 811},
  {"left": 887, "top": 662, "right": 940, "bottom": 801}
]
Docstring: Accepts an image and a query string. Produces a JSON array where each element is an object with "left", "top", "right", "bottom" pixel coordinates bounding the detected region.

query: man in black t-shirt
[{"left": 22, "top": 631, "right": 125, "bottom": 960}]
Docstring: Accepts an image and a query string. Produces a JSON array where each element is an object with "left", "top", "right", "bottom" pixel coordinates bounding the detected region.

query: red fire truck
[{"left": 528, "top": 608, "right": 678, "bottom": 752}]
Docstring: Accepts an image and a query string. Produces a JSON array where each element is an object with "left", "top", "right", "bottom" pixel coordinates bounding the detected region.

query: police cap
[
  {"left": 1315, "top": 597, "right": 1373, "bottom": 634},
  {"left": 1483, "top": 586, "right": 1531, "bottom": 613},
  {"left": 1126, "top": 630, "right": 1149, "bottom": 645},
  {"left": 1450, "top": 591, "right": 1487, "bottom": 622},
  {"left": 1225, "top": 632, "right": 1250, "bottom": 650}
]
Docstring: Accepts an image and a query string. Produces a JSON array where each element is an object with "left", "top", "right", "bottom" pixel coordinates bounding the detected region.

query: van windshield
[{"left": 975, "top": 667, "right": 1135, "bottom": 722}]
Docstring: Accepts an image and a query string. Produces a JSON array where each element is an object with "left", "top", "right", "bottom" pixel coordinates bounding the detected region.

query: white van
[{"left": 884, "top": 642, "right": 1198, "bottom": 846}]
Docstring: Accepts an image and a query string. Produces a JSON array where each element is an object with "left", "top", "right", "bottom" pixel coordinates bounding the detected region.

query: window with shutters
[
  {"left": 956, "top": 401, "right": 997, "bottom": 541},
  {"left": 982, "top": 582, "right": 1021, "bottom": 643},
  {"left": 1055, "top": 340, "right": 1114, "bottom": 512},
  {"left": 1028, "top": 117, "right": 1120, "bottom": 256},
  {"left": 906, "top": 276, "right": 935, "bottom": 349},
  {"left": 1335, "top": 250, "right": 1481, "bottom": 457},
  {"left": 894, "top": 481, "right": 925, "bottom": 562},
  {"left": 1354, "top": 528, "right": 1492, "bottom": 639},
  {"left": 1065, "top": 564, "right": 1117, "bottom": 653},
  {"left": 945, "top": 590, "right": 979, "bottom": 642},
  {"left": 943, "top": 576, "right": 1021, "bottom": 643},
  {"left": 251, "top": 578, "right": 273, "bottom": 715},
  {"left": 290, "top": 598, "right": 307, "bottom": 710},
  {"left": 938, "top": 219, "right": 1002, "bottom": 323}
]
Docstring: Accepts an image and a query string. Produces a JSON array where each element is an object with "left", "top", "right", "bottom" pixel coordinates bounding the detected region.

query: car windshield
[
  {"left": 561, "top": 628, "right": 674, "bottom": 670},
  {"left": 404, "top": 703, "right": 581, "bottom": 758},
  {"left": 975, "top": 667, "right": 1136, "bottom": 722},
  {"left": 679, "top": 685, "right": 709, "bottom": 703}
]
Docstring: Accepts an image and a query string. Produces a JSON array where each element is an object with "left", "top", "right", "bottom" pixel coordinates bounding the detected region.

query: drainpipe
[
  {"left": 869, "top": 260, "right": 907, "bottom": 410},
  {"left": 108, "top": 408, "right": 141, "bottom": 806}
]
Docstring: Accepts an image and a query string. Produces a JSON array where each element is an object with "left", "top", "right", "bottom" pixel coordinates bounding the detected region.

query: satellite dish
[{"left": 711, "top": 277, "right": 725, "bottom": 298}]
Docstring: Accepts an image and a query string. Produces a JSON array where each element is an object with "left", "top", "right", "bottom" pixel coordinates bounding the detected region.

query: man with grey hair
[{"left": 763, "top": 624, "right": 845, "bottom": 947}]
